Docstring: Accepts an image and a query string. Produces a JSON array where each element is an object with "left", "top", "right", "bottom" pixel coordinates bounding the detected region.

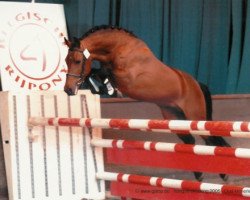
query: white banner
[
  {"left": 0, "top": 2, "right": 68, "bottom": 91},
  {"left": 0, "top": 90, "right": 105, "bottom": 200}
]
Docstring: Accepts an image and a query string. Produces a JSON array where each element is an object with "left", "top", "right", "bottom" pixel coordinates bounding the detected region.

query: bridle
[{"left": 66, "top": 48, "right": 91, "bottom": 86}]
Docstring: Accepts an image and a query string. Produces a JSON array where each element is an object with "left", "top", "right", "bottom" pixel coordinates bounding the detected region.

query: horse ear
[{"left": 64, "top": 37, "right": 71, "bottom": 47}]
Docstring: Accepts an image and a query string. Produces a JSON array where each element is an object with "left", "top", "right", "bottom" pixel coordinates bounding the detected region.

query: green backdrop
[{"left": 4, "top": 0, "right": 250, "bottom": 94}]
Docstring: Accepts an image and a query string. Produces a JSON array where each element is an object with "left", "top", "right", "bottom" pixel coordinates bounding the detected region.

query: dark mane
[{"left": 80, "top": 25, "right": 137, "bottom": 40}]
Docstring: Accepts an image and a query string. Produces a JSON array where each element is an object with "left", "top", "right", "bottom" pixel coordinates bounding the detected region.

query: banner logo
[{"left": 0, "top": 12, "right": 67, "bottom": 90}]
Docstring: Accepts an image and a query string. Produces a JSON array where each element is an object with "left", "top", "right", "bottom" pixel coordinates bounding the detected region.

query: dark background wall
[
  {"left": 1, "top": 0, "right": 250, "bottom": 95},
  {"left": 62, "top": 0, "right": 250, "bottom": 95}
]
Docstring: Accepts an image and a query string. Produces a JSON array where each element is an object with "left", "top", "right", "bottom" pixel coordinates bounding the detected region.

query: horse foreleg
[
  {"left": 202, "top": 136, "right": 230, "bottom": 147},
  {"left": 159, "top": 105, "right": 204, "bottom": 181},
  {"left": 161, "top": 105, "right": 230, "bottom": 181}
]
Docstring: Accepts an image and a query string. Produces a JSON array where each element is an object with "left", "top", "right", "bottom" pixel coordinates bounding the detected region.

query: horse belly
[
  {"left": 118, "top": 70, "right": 206, "bottom": 120},
  {"left": 114, "top": 60, "right": 206, "bottom": 120}
]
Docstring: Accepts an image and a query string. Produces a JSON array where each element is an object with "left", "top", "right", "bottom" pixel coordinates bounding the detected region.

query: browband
[
  {"left": 69, "top": 48, "right": 90, "bottom": 59},
  {"left": 83, "top": 49, "right": 90, "bottom": 59}
]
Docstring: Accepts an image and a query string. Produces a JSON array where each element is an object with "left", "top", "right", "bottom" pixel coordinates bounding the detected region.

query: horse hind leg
[
  {"left": 159, "top": 105, "right": 204, "bottom": 181},
  {"left": 199, "top": 83, "right": 230, "bottom": 146},
  {"left": 199, "top": 83, "right": 230, "bottom": 147},
  {"left": 199, "top": 82, "right": 230, "bottom": 180}
]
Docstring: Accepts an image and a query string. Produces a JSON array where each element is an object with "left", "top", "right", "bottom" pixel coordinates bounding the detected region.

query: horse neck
[{"left": 82, "top": 31, "right": 136, "bottom": 58}]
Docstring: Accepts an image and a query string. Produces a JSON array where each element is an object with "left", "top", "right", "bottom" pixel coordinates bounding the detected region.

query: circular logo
[
  {"left": 9, "top": 23, "right": 61, "bottom": 80},
  {"left": 0, "top": 11, "right": 67, "bottom": 91}
]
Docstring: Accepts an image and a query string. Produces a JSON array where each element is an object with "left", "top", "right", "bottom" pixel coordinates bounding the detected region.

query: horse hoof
[
  {"left": 194, "top": 172, "right": 204, "bottom": 182},
  {"left": 220, "top": 174, "right": 229, "bottom": 181}
]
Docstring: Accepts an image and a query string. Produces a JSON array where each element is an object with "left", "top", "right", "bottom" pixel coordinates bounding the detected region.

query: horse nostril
[{"left": 64, "top": 88, "right": 74, "bottom": 96}]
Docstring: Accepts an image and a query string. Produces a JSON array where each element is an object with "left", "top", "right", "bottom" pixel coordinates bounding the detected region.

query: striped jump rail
[
  {"left": 96, "top": 172, "right": 250, "bottom": 198},
  {"left": 28, "top": 117, "right": 250, "bottom": 199},
  {"left": 29, "top": 117, "right": 250, "bottom": 138},
  {"left": 91, "top": 139, "right": 250, "bottom": 159}
]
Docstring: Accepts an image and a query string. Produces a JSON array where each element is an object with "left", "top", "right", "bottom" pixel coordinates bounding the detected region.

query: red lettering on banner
[
  {"left": 44, "top": 18, "right": 50, "bottom": 24},
  {"left": 0, "top": 32, "right": 6, "bottom": 49},
  {"left": 0, "top": 31, "right": 7, "bottom": 48},
  {"left": 33, "top": 13, "right": 41, "bottom": 21},
  {"left": 15, "top": 75, "right": 20, "bottom": 82},
  {"left": 20, "top": 79, "right": 25, "bottom": 88},
  {"left": 16, "top": 13, "right": 25, "bottom": 21},
  {"left": 59, "top": 32, "right": 64, "bottom": 37},
  {"left": 27, "top": 12, "right": 31, "bottom": 20},
  {"left": 39, "top": 83, "right": 50, "bottom": 90},
  {"left": 0, "top": 42, "right": 5, "bottom": 49},
  {"left": 5, "top": 65, "right": 14, "bottom": 76},
  {"left": 16, "top": 12, "right": 43, "bottom": 22},
  {"left": 60, "top": 68, "right": 67, "bottom": 73},
  {"left": 52, "top": 75, "right": 62, "bottom": 86},
  {"left": 28, "top": 83, "right": 37, "bottom": 90},
  {"left": 4, "top": 65, "right": 65, "bottom": 90}
]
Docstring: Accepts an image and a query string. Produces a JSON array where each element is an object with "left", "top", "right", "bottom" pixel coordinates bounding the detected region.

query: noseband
[
  {"left": 66, "top": 73, "right": 84, "bottom": 86},
  {"left": 66, "top": 48, "right": 91, "bottom": 85}
]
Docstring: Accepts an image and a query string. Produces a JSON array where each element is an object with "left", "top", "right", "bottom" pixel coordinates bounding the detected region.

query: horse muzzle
[
  {"left": 64, "top": 82, "right": 81, "bottom": 96},
  {"left": 64, "top": 74, "right": 85, "bottom": 96},
  {"left": 64, "top": 87, "right": 78, "bottom": 96}
]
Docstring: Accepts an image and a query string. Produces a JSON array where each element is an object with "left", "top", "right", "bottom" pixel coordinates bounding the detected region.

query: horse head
[{"left": 64, "top": 37, "right": 91, "bottom": 95}]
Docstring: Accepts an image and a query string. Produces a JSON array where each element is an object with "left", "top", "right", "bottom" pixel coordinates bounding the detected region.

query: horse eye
[{"left": 75, "top": 60, "right": 81, "bottom": 64}]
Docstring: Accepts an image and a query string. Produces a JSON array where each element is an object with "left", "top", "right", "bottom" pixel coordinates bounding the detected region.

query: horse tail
[{"left": 198, "top": 82, "right": 212, "bottom": 120}]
